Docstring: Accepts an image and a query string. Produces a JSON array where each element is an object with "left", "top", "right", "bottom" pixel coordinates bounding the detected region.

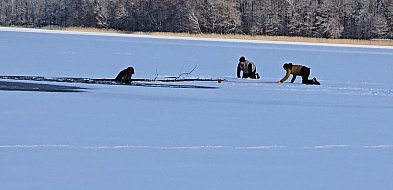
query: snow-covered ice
[{"left": 1, "top": 27, "right": 393, "bottom": 190}]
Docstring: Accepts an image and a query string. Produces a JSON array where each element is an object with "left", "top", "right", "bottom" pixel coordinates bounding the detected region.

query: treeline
[{"left": 1, "top": 0, "right": 392, "bottom": 39}]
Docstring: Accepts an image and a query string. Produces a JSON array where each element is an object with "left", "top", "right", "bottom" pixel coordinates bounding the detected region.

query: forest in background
[{"left": 1, "top": 0, "right": 393, "bottom": 40}]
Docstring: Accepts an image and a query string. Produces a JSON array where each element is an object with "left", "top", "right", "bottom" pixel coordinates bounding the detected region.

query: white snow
[{"left": 1, "top": 27, "right": 393, "bottom": 190}]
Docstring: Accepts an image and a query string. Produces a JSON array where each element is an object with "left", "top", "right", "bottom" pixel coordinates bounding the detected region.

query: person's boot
[
  {"left": 256, "top": 73, "right": 260, "bottom": 79},
  {"left": 313, "top": 78, "right": 320, "bottom": 85}
]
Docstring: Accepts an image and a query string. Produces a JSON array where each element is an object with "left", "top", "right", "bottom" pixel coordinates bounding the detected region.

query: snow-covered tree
[{"left": 0, "top": 0, "right": 392, "bottom": 39}]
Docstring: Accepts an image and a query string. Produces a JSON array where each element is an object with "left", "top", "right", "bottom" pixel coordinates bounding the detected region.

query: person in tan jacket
[{"left": 278, "top": 62, "right": 320, "bottom": 85}]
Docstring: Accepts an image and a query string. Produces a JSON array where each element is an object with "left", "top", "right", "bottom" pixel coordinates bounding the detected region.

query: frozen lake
[{"left": 1, "top": 27, "right": 393, "bottom": 190}]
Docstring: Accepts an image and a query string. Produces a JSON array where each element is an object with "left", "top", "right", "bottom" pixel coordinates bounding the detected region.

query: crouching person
[
  {"left": 278, "top": 62, "right": 320, "bottom": 85},
  {"left": 115, "top": 67, "right": 134, "bottom": 84},
  {"left": 237, "top": 56, "right": 260, "bottom": 79}
]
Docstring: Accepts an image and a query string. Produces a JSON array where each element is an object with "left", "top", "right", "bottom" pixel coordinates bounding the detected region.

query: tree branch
[{"left": 175, "top": 65, "right": 197, "bottom": 80}]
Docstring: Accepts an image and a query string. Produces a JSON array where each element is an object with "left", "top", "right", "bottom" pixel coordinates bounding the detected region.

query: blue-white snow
[{"left": 1, "top": 27, "right": 393, "bottom": 190}]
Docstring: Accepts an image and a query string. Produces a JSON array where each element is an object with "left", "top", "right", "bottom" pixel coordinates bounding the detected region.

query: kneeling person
[
  {"left": 237, "top": 56, "right": 260, "bottom": 79},
  {"left": 278, "top": 63, "right": 320, "bottom": 85},
  {"left": 115, "top": 67, "right": 134, "bottom": 84}
]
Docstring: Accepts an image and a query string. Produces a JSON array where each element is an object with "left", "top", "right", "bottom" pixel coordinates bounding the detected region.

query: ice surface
[{"left": 1, "top": 27, "right": 393, "bottom": 190}]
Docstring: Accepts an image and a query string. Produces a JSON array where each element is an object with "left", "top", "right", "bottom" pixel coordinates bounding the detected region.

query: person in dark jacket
[
  {"left": 278, "top": 62, "right": 320, "bottom": 85},
  {"left": 237, "top": 56, "right": 260, "bottom": 79},
  {"left": 115, "top": 67, "right": 134, "bottom": 84}
]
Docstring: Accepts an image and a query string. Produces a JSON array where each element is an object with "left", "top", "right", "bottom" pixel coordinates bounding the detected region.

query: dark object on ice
[
  {"left": 115, "top": 67, "right": 134, "bottom": 84},
  {"left": 237, "top": 56, "right": 260, "bottom": 79},
  {"left": 0, "top": 81, "right": 85, "bottom": 92},
  {"left": 280, "top": 62, "right": 320, "bottom": 85}
]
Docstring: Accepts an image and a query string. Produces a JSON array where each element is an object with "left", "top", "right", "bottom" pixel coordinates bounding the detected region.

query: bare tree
[
  {"left": 0, "top": 0, "right": 392, "bottom": 39},
  {"left": 190, "top": 0, "right": 241, "bottom": 34}
]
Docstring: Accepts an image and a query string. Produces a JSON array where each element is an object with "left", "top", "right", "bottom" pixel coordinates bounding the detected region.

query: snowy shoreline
[{"left": 1, "top": 26, "right": 392, "bottom": 50}]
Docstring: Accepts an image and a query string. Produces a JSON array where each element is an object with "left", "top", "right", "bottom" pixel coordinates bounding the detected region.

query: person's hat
[
  {"left": 239, "top": 56, "right": 246, "bottom": 62},
  {"left": 283, "top": 62, "right": 293, "bottom": 69},
  {"left": 127, "top": 67, "right": 135, "bottom": 74}
]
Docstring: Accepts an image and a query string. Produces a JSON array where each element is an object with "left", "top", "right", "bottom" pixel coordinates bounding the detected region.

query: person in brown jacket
[
  {"left": 115, "top": 66, "right": 134, "bottom": 84},
  {"left": 237, "top": 56, "right": 260, "bottom": 79},
  {"left": 278, "top": 63, "right": 320, "bottom": 85}
]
